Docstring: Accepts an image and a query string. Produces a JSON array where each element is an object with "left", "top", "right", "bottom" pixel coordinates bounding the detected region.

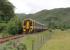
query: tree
[
  {"left": 0, "top": 0, "right": 15, "bottom": 21},
  {"left": 6, "top": 16, "right": 22, "bottom": 35},
  {"left": 46, "top": 17, "right": 58, "bottom": 28}
]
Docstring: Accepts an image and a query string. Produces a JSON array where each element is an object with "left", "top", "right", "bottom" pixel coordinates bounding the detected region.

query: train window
[
  {"left": 24, "top": 20, "right": 32, "bottom": 26},
  {"left": 28, "top": 20, "right": 32, "bottom": 26},
  {"left": 24, "top": 21, "right": 26, "bottom": 26}
]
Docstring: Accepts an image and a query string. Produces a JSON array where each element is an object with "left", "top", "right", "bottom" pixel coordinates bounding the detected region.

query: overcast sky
[{"left": 9, "top": 0, "right": 70, "bottom": 14}]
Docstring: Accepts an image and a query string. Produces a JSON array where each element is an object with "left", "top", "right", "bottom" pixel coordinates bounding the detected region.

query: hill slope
[{"left": 17, "top": 7, "right": 70, "bottom": 29}]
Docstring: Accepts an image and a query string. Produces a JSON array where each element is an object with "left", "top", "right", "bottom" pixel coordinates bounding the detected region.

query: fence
[
  {"left": 0, "top": 31, "right": 53, "bottom": 50},
  {"left": 31, "top": 31, "right": 53, "bottom": 50}
]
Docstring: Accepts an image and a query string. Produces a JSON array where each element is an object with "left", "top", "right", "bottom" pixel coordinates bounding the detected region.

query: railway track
[{"left": 0, "top": 34, "right": 25, "bottom": 44}]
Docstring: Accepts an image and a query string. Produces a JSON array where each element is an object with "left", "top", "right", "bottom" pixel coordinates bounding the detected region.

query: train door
[{"left": 23, "top": 20, "right": 33, "bottom": 33}]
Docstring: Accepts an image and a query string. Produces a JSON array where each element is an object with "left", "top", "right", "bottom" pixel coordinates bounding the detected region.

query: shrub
[{"left": 6, "top": 16, "right": 22, "bottom": 35}]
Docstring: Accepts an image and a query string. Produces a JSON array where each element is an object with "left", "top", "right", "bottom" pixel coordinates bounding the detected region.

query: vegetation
[
  {"left": 0, "top": 0, "right": 15, "bottom": 21},
  {"left": 0, "top": 41, "right": 27, "bottom": 50},
  {"left": 0, "top": 0, "right": 22, "bottom": 36},
  {"left": 6, "top": 16, "right": 22, "bottom": 35},
  {"left": 17, "top": 7, "right": 70, "bottom": 30},
  {"left": 40, "top": 30, "right": 70, "bottom": 50},
  {"left": 1, "top": 0, "right": 70, "bottom": 36},
  {"left": 0, "top": 31, "right": 50, "bottom": 50},
  {"left": 1, "top": 0, "right": 70, "bottom": 50}
]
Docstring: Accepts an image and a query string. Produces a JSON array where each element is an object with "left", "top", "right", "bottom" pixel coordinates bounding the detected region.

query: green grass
[
  {"left": 0, "top": 31, "right": 50, "bottom": 50},
  {"left": 1, "top": 30, "right": 70, "bottom": 50},
  {"left": 40, "top": 29, "right": 70, "bottom": 50},
  {"left": 18, "top": 31, "right": 50, "bottom": 50}
]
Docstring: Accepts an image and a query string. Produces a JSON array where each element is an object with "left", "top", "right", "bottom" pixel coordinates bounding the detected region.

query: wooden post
[{"left": 32, "top": 39, "right": 34, "bottom": 50}]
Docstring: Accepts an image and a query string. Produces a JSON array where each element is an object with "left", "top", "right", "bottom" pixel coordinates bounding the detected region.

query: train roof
[{"left": 23, "top": 18, "right": 46, "bottom": 26}]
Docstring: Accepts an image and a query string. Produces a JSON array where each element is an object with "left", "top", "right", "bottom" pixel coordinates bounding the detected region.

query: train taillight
[{"left": 23, "top": 29, "right": 26, "bottom": 32}]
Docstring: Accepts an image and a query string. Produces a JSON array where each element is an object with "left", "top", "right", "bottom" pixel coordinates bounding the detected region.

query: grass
[
  {"left": 40, "top": 29, "right": 70, "bottom": 50},
  {"left": 18, "top": 31, "right": 50, "bottom": 50},
  {"left": 0, "top": 31, "right": 50, "bottom": 50},
  {"left": 1, "top": 29, "right": 70, "bottom": 50}
]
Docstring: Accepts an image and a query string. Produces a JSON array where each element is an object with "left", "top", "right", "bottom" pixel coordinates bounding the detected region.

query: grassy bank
[
  {"left": 0, "top": 31, "right": 50, "bottom": 50},
  {"left": 40, "top": 29, "right": 70, "bottom": 50}
]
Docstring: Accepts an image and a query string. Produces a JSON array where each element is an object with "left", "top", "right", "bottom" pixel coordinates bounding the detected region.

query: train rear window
[{"left": 24, "top": 20, "right": 32, "bottom": 26}]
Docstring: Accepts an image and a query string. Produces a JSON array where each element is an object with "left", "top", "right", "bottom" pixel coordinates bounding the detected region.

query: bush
[
  {"left": 0, "top": 23, "right": 7, "bottom": 33},
  {"left": 6, "top": 16, "right": 22, "bottom": 35},
  {"left": 17, "top": 43, "right": 27, "bottom": 50}
]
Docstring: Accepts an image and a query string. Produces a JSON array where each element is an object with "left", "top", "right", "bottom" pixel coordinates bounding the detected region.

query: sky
[{"left": 9, "top": 0, "right": 70, "bottom": 14}]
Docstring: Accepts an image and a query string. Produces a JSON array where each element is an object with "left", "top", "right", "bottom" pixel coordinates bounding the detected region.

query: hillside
[{"left": 16, "top": 7, "right": 70, "bottom": 29}]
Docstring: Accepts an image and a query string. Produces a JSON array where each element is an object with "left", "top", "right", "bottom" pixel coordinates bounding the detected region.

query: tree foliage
[
  {"left": 0, "top": 0, "right": 14, "bottom": 21},
  {"left": 6, "top": 16, "right": 22, "bottom": 35}
]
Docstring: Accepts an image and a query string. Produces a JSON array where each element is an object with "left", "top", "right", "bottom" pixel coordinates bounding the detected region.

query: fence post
[{"left": 32, "top": 39, "right": 34, "bottom": 50}]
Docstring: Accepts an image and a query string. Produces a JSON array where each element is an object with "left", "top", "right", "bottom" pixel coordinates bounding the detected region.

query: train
[{"left": 22, "top": 18, "right": 47, "bottom": 33}]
